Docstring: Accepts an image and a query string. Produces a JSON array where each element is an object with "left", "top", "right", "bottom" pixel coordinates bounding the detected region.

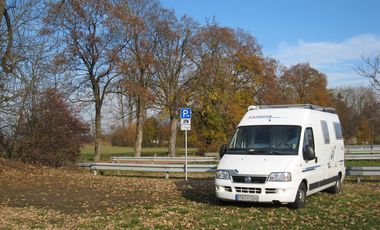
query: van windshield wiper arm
[
  {"left": 246, "top": 149, "right": 268, "bottom": 154},
  {"left": 270, "top": 150, "right": 295, "bottom": 155}
]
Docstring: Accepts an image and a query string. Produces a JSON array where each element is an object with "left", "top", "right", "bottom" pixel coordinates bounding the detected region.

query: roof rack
[{"left": 248, "top": 104, "right": 336, "bottom": 114}]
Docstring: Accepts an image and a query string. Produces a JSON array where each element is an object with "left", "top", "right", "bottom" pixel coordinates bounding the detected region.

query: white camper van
[{"left": 215, "top": 104, "right": 345, "bottom": 208}]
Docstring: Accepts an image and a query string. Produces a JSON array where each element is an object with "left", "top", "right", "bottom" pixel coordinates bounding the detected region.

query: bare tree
[
  {"left": 0, "top": 0, "right": 48, "bottom": 157},
  {"left": 356, "top": 54, "right": 380, "bottom": 90},
  {"left": 152, "top": 13, "right": 197, "bottom": 156},
  {"left": 114, "top": 86, "right": 129, "bottom": 129},
  {"left": 107, "top": 83, "right": 135, "bottom": 129},
  {"left": 112, "top": 0, "right": 161, "bottom": 156},
  {"left": 1, "top": 0, "right": 35, "bottom": 75},
  {"left": 43, "top": 0, "right": 121, "bottom": 161}
]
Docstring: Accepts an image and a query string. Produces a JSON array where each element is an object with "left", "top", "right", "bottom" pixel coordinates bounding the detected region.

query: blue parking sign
[{"left": 180, "top": 108, "right": 191, "bottom": 119}]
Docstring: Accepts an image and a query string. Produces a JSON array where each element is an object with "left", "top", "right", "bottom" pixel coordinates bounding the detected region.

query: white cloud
[{"left": 272, "top": 34, "right": 380, "bottom": 87}]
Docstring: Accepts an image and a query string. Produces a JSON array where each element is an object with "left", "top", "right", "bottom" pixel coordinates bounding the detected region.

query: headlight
[
  {"left": 216, "top": 170, "right": 230, "bottom": 180},
  {"left": 267, "top": 172, "right": 292, "bottom": 182}
]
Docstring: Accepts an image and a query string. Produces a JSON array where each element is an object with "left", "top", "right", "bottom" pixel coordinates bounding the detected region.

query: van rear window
[
  {"left": 333, "top": 122, "right": 343, "bottom": 139},
  {"left": 320, "top": 120, "right": 330, "bottom": 144}
]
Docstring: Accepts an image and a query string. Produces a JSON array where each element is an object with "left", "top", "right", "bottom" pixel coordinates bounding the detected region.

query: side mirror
[
  {"left": 219, "top": 144, "right": 227, "bottom": 158},
  {"left": 303, "top": 145, "right": 315, "bottom": 161}
]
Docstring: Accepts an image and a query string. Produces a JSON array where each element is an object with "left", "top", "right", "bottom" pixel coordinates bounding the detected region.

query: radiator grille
[
  {"left": 232, "top": 176, "right": 267, "bottom": 184},
  {"left": 235, "top": 187, "right": 262, "bottom": 194}
]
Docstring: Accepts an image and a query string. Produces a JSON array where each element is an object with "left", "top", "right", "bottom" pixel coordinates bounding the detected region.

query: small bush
[{"left": 16, "top": 89, "right": 88, "bottom": 167}]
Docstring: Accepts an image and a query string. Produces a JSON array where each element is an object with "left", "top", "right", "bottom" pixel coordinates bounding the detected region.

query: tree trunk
[
  {"left": 117, "top": 93, "right": 126, "bottom": 129},
  {"left": 168, "top": 115, "right": 177, "bottom": 157},
  {"left": 1, "top": 2, "right": 14, "bottom": 74},
  {"left": 94, "top": 101, "right": 102, "bottom": 161},
  {"left": 127, "top": 96, "right": 134, "bottom": 127},
  {"left": 135, "top": 97, "right": 145, "bottom": 157}
]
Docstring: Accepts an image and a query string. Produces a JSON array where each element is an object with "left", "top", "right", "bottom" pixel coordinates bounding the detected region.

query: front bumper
[{"left": 215, "top": 178, "right": 300, "bottom": 204}]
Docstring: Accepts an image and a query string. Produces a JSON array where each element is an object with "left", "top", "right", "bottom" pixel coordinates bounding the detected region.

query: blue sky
[{"left": 160, "top": 0, "right": 380, "bottom": 87}]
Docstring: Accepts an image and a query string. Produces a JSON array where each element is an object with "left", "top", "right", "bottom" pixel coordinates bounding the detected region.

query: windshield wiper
[
  {"left": 270, "top": 150, "right": 295, "bottom": 155},
  {"left": 225, "top": 148, "right": 269, "bottom": 155},
  {"left": 246, "top": 149, "right": 268, "bottom": 154}
]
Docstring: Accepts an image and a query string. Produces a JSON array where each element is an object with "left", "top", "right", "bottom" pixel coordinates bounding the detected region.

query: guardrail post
[
  {"left": 93, "top": 169, "right": 97, "bottom": 176},
  {"left": 165, "top": 172, "right": 169, "bottom": 179},
  {"left": 357, "top": 176, "right": 361, "bottom": 184},
  {"left": 117, "top": 157, "right": 120, "bottom": 176}
]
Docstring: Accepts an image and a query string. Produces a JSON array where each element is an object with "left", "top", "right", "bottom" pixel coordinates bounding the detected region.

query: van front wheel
[{"left": 290, "top": 183, "right": 306, "bottom": 209}]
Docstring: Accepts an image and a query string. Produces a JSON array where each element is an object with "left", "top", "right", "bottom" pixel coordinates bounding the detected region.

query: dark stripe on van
[
  {"left": 302, "top": 165, "right": 321, "bottom": 172},
  {"left": 302, "top": 168, "right": 315, "bottom": 172},
  {"left": 309, "top": 176, "right": 338, "bottom": 190}
]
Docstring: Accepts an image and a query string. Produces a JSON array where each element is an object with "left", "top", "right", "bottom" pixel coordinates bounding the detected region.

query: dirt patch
[{"left": 0, "top": 159, "right": 181, "bottom": 214}]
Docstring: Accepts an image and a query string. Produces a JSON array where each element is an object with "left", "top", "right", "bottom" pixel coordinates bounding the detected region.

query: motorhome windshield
[{"left": 227, "top": 125, "right": 301, "bottom": 155}]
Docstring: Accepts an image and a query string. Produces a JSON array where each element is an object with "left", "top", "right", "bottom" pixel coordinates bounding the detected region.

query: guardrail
[
  {"left": 345, "top": 145, "right": 380, "bottom": 151},
  {"left": 345, "top": 154, "right": 380, "bottom": 160},
  {"left": 79, "top": 153, "right": 380, "bottom": 180},
  {"left": 344, "top": 154, "right": 380, "bottom": 182},
  {"left": 109, "top": 155, "right": 380, "bottom": 161},
  {"left": 79, "top": 162, "right": 217, "bottom": 178},
  {"left": 345, "top": 145, "right": 380, "bottom": 154},
  {"left": 345, "top": 150, "right": 380, "bottom": 154},
  {"left": 346, "top": 166, "right": 380, "bottom": 183},
  {"left": 109, "top": 154, "right": 380, "bottom": 163},
  {"left": 110, "top": 156, "right": 219, "bottom": 163}
]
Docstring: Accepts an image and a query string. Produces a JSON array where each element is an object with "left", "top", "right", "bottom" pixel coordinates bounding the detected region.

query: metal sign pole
[
  {"left": 180, "top": 108, "right": 191, "bottom": 181},
  {"left": 185, "top": 129, "right": 188, "bottom": 181}
]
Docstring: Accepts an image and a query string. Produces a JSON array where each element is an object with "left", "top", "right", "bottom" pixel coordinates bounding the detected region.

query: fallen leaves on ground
[{"left": 0, "top": 159, "right": 379, "bottom": 229}]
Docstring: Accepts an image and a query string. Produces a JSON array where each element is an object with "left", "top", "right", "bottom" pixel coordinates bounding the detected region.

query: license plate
[{"left": 235, "top": 194, "right": 259, "bottom": 202}]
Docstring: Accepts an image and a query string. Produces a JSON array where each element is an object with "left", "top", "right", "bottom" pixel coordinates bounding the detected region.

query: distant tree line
[{"left": 0, "top": 0, "right": 379, "bottom": 166}]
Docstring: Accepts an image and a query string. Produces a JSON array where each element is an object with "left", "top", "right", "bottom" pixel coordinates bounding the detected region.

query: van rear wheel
[
  {"left": 290, "top": 183, "right": 306, "bottom": 209},
  {"left": 327, "top": 175, "right": 341, "bottom": 194}
]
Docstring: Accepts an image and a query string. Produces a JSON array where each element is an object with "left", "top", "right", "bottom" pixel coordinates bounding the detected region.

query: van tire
[
  {"left": 290, "top": 183, "right": 306, "bottom": 209},
  {"left": 327, "top": 175, "right": 341, "bottom": 194}
]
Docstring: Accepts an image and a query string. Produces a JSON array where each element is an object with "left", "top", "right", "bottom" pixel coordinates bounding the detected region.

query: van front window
[{"left": 227, "top": 125, "right": 301, "bottom": 155}]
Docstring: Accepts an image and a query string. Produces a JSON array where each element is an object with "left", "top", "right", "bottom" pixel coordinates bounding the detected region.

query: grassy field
[
  {"left": 1, "top": 159, "right": 379, "bottom": 229},
  {"left": 79, "top": 144, "right": 199, "bottom": 161}
]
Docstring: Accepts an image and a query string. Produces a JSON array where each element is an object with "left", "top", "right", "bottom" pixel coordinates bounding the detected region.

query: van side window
[
  {"left": 333, "top": 122, "right": 343, "bottom": 139},
  {"left": 303, "top": 128, "right": 315, "bottom": 151},
  {"left": 320, "top": 120, "right": 330, "bottom": 144}
]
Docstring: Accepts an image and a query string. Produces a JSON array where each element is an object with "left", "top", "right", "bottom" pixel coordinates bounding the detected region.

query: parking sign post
[
  {"left": 185, "top": 129, "right": 188, "bottom": 180},
  {"left": 180, "top": 108, "right": 191, "bottom": 181}
]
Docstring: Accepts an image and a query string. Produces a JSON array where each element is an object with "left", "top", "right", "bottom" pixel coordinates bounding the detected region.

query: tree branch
[{"left": 1, "top": 6, "right": 14, "bottom": 74}]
